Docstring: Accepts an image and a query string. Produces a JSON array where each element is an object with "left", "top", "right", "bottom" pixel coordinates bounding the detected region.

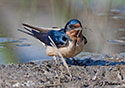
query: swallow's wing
[
  {"left": 47, "top": 30, "right": 71, "bottom": 48},
  {"left": 18, "top": 23, "right": 68, "bottom": 47},
  {"left": 18, "top": 28, "right": 70, "bottom": 48},
  {"left": 22, "top": 23, "right": 61, "bottom": 33}
]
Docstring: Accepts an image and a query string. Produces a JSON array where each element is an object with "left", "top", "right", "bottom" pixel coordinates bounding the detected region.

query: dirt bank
[{"left": 0, "top": 53, "right": 125, "bottom": 88}]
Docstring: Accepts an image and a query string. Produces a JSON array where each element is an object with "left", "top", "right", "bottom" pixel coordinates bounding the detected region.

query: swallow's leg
[
  {"left": 53, "top": 56, "right": 57, "bottom": 64},
  {"left": 48, "top": 36, "right": 72, "bottom": 78}
]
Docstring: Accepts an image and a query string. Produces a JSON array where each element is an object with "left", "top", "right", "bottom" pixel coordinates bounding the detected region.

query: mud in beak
[
  {"left": 74, "top": 23, "right": 82, "bottom": 31},
  {"left": 74, "top": 27, "right": 82, "bottom": 31}
]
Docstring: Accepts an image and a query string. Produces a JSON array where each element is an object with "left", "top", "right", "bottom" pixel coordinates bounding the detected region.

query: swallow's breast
[
  {"left": 46, "top": 40, "right": 85, "bottom": 58},
  {"left": 73, "top": 40, "right": 85, "bottom": 56}
]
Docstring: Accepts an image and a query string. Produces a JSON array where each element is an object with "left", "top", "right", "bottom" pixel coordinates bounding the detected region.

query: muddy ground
[{"left": 0, "top": 53, "right": 125, "bottom": 88}]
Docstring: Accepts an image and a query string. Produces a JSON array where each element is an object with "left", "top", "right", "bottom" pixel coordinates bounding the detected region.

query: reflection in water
[
  {"left": 120, "top": 37, "right": 125, "bottom": 40},
  {"left": 16, "top": 43, "right": 31, "bottom": 47},
  {"left": 118, "top": 28, "right": 125, "bottom": 32},
  {"left": 0, "top": 37, "right": 9, "bottom": 43},
  {"left": 108, "top": 40, "right": 125, "bottom": 45},
  {"left": 0, "top": 37, "right": 31, "bottom": 64},
  {"left": 112, "top": 16, "right": 125, "bottom": 19},
  {"left": 110, "top": 9, "right": 125, "bottom": 14},
  {"left": 0, "top": 46, "right": 4, "bottom": 49},
  {"left": 0, "top": 37, "right": 29, "bottom": 45},
  {"left": 0, "top": 0, "right": 124, "bottom": 64}
]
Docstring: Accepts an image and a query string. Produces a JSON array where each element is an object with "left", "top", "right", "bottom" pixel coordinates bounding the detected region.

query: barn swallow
[{"left": 18, "top": 19, "right": 87, "bottom": 58}]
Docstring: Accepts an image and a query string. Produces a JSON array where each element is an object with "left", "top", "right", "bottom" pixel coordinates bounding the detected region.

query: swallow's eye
[
  {"left": 69, "top": 24, "right": 74, "bottom": 28},
  {"left": 62, "top": 36, "right": 67, "bottom": 41}
]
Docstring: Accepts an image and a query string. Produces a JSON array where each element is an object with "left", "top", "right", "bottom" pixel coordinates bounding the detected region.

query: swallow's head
[
  {"left": 48, "top": 30, "right": 71, "bottom": 48},
  {"left": 64, "top": 19, "right": 82, "bottom": 32}
]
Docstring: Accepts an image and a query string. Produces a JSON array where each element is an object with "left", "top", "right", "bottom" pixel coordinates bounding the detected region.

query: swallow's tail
[
  {"left": 22, "top": 23, "right": 53, "bottom": 33},
  {"left": 18, "top": 25, "right": 48, "bottom": 44},
  {"left": 22, "top": 23, "right": 42, "bottom": 32},
  {"left": 18, "top": 26, "right": 40, "bottom": 38},
  {"left": 17, "top": 28, "right": 33, "bottom": 36}
]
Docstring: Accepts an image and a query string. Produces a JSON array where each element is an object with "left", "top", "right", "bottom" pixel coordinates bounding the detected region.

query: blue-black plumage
[{"left": 18, "top": 27, "right": 71, "bottom": 48}]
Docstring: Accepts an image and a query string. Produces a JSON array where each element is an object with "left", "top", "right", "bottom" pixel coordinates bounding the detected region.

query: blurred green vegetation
[
  {"left": 19, "top": 0, "right": 37, "bottom": 23},
  {"left": 0, "top": 23, "right": 17, "bottom": 64},
  {"left": 0, "top": 0, "right": 38, "bottom": 64}
]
